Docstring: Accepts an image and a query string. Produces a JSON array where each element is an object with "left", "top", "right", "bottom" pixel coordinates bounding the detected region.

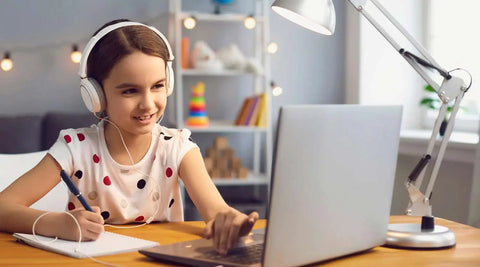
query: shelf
[
  {"left": 401, "top": 129, "right": 479, "bottom": 145},
  {"left": 185, "top": 120, "right": 267, "bottom": 133},
  {"left": 179, "top": 173, "right": 268, "bottom": 187},
  {"left": 180, "top": 68, "right": 260, "bottom": 76},
  {"left": 211, "top": 173, "right": 269, "bottom": 186},
  {"left": 179, "top": 12, "right": 265, "bottom": 23},
  {"left": 399, "top": 129, "right": 479, "bottom": 163},
  {"left": 170, "top": 0, "right": 272, "bottom": 184}
]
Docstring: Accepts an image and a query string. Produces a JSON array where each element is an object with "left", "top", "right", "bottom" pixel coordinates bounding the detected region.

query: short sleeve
[
  {"left": 48, "top": 129, "right": 75, "bottom": 175},
  {"left": 171, "top": 128, "right": 198, "bottom": 167}
]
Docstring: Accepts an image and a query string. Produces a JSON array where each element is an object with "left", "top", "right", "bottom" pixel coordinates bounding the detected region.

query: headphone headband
[{"left": 78, "top": 21, "right": 174, "bottom": 78}]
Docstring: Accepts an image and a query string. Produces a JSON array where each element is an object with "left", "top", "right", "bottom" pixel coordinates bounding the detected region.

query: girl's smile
[{"left": 134, "top": 113, "right": 156, "bottom": 124}]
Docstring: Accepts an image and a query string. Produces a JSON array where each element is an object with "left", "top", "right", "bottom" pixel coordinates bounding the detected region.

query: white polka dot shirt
[{"left": 48, "top": 121, "right": 197, "bottom": 224}]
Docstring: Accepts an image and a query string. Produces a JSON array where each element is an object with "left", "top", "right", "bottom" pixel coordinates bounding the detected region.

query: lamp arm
[{"left": 347, "top": 0, "right": 470, "bottom": 216}]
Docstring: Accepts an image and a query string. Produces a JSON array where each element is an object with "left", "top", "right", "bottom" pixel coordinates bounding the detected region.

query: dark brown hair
[{"left": 87, "top": 19, "right": 170, "bottom": 86}]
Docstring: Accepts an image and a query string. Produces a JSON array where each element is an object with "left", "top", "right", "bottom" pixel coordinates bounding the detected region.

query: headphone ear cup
[
  {"left": 80, "top": 78, "right": 105, "bottom": 113},
  {"left": 166, "top": 62, "right": 174, "bottom": 96}
]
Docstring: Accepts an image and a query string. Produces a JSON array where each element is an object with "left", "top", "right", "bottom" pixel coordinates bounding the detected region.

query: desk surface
[{"left": 1, "top": 216, "right": 479, "bottom": 266}]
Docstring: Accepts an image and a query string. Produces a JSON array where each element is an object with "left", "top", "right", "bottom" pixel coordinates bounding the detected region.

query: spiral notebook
[{"left": 14, "top": 231, "right": 159, "bottom": 258}]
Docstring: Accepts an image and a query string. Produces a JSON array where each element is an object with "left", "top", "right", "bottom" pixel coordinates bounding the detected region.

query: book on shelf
[
  {"left": 233, "top": 93, "right": 266, "bottom": 127},
  {"left": 181, "top": 37, "right": 189, "bottom": 69},
  {"left": 255, "top": 93, "right": 267, "bottom": 128},
  {"left": 244, "top": 95, "right": 259, "bottom": 126},
  {"left": 234, "top": 96, "right": 256, "bottom": 126},
  {"left": 234, "top": 97, "right": 250, "bottom": 125}
]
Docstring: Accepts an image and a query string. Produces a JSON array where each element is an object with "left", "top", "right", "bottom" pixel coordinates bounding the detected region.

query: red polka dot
[
  {"left": 64, "top": 135, "right": 72, "bottom": 143},
  {"left": 77, "top": 133, "right": 85, "bottom": 141},
  {"left": 166, "top": 167, "right": 173, "bottom": 178},
  {"left": 153, "top": 155, "right": 156, "bottom": 161},
  {"left": 103, "top": 176, "right": 111, "bottom": 185},
  {"left": 135, "top": 216, "right": 144, "bottom": 222},
  {"left": 93, "top": 154, "right": 100, "bottom": 163},
  {"left": 68, "top": 202, "right": 75, "bottom": 210}
]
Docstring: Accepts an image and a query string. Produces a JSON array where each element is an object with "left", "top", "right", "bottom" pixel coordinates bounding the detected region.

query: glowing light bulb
[
  {"left": 244, "top": 16, "right": 256, "bottom": 29},
  {"left": 267, "top": 42, "right": 278, "bottom": 54},
  {"left": 184, "top": 17, "right": 196, "bottom": 30},
  {"left": 271, "top": 82, "right": 283, "bottom": 96},
  {"left": 70, "top": 45, "right": 82, "bottom": 63},
  {"left": 1, "top": 52, "right": 13, "bottom": 72},
  {"left": 272, "top": 86, "right": 283, "bottom": 96}
]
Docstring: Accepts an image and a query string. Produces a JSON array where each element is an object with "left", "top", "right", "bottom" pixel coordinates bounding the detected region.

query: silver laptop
[{"left": 140, "top": 105, "right": 402, "bottom": 267}]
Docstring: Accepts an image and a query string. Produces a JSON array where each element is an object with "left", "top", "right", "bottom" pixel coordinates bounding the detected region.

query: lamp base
[{"left": 385, "top": 223, "right": 456, "bottom": 249}]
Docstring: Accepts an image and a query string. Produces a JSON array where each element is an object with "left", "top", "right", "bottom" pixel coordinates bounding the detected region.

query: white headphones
[{"left": 78, "top": 21, "right": 175, "bottom": 113}]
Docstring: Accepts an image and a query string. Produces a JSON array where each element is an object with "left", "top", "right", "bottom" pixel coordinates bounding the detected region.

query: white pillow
[{"left": 0, "top": 151, "right": 68, "bottom": 212}]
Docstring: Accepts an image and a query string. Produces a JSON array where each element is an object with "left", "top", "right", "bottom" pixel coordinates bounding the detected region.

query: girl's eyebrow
[{"left": 115, "top": 78, "right": 166, "bottom": 89}]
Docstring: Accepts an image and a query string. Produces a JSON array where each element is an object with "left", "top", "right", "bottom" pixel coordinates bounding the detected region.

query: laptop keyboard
[{"left": 197, "top": 243, "right": 263, "bottom": 265}]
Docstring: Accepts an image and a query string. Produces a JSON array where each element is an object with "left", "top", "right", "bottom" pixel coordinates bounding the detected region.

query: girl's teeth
[{"left": 137, "top": 115, "right": 151, "bottom": 120}]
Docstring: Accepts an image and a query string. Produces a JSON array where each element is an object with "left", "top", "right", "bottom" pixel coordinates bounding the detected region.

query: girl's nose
[{"left": 139, "top": 91, "right": 155, "bottom": 110}]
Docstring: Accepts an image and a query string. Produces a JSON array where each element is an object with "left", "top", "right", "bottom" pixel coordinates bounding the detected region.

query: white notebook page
[{"left": 14, "top": 231, "right": 159, "bottom": 258}]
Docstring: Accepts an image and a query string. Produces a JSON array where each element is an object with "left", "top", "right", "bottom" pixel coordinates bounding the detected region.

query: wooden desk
[{"left": 1, "top": 216, "right": 479, "bottom": 266}]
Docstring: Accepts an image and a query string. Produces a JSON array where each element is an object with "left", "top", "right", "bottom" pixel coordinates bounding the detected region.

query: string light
[
  {"left": 1, "top": 52, "right": 13, "bottom": 72},
  {"left": 184, "top": 16, "right": 196, "bottom": 30},
  {"left": 244, "top": 15, "right": 256, "bottom": 29},
  {"left": 0, "top": 12, "right": 173, "bottom": 73},
  {"left": 267, "top": 42, "right": 278, "bottom": 54},
  {"left": 70, "top": 44, "right": 82, "bottom": 63},
  {"left": 271, "top": 81, "right": 283, "bottom": 96}
]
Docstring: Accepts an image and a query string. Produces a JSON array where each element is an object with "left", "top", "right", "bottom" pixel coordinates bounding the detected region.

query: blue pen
[{"left": 60, "top": 170, "right": 93, "bottom": 212}]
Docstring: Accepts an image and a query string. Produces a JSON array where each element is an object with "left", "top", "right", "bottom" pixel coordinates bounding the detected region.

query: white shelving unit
[{"left": 168, "top": 0, "right": 272, "bottom": 189}]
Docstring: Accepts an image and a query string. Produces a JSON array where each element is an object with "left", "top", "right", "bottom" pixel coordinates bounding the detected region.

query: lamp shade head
[{"left": 272, "top": 0, "right": 336, "bottom": 35}]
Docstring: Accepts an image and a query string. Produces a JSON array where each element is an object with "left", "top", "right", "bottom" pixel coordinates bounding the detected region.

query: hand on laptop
[{"left": 203, "top": 207, "right": 259, "bottom": 255}]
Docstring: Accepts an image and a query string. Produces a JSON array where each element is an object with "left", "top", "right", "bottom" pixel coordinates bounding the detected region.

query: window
[
  {"left": 425, "top": 0, "right": 479, "bottom": 132},
  {"left": 347, "top": 0, "right": 479, "bottom": 133}
]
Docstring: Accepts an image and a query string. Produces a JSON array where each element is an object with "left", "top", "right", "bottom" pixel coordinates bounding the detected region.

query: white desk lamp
[{"left": 272, "top": 0, "right": 473, "bottom": 249}]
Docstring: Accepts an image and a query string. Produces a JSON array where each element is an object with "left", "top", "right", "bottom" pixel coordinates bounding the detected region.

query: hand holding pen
[{"left": 60, "top": 170, "right": 104, "bottom": 241}]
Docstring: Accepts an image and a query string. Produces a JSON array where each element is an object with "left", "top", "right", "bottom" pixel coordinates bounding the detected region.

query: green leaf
[
  {"left": 424, "top": 85, "right": 435, "bottom": 92},
  {"left": 420, "top": 98, "right": 434, "bottom": 105},
  {"left": 420, "top": 98, "right": 440, "bottom": 110}
]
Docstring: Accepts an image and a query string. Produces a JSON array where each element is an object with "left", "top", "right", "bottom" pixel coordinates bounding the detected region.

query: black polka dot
[
  {"left": 74, "top": 170, "right": 83, "bottom": 179},
  {"left": 168, "top": 198, "right": 175, "bottom": 208},
  {"left": 101, "top": 211, "right": 110, "bottom": 220},
  {"left": 164, "top": 136, "right": 172, "bottom": 141},
  {"left": 137, "top": 179, "right": 146, "bottom": 189}
]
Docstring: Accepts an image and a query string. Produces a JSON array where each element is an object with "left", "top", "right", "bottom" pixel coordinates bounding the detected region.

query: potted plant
[{"left": 419, "top": 85, "right": 466, "bottom": 136}]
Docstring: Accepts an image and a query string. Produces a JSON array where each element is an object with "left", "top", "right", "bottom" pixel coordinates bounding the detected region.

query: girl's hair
[{"left": 87, "top": 19, "right": 170, "bottom": 86}]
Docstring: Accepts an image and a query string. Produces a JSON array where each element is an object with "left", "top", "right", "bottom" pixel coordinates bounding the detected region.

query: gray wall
[
  {"left": 0, "top": 0, "right": 169, "bottom": 115},
  {"left": 0, "top": 0, "right": 345, "bottom": 118}
]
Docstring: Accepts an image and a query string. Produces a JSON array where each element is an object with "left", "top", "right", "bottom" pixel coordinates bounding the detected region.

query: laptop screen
[{"left": 263, "top": 105, "right": 402, "bottom": 266}]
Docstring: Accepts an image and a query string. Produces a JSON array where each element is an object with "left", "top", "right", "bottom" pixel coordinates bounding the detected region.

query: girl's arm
[
  {"left": 179, "top": 147, "right": 258, "bottom": 255},
  {"left": 0, "top": 153, "right": 104, "bottom": 241}
]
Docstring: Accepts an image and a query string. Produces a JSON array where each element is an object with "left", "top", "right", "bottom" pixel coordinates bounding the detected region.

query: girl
[{"left": 0, "top": 19, "right": 258, "bottom": 255}]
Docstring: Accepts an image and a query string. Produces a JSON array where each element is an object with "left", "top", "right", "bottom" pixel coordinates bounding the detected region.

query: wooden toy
[{"left": 203, "top": 136, "right": 249, "bottom": 179}]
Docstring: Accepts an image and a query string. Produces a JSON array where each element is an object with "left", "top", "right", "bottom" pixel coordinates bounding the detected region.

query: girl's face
[{"left": 102, "top": 51, "right": 167, "bottom": 138}]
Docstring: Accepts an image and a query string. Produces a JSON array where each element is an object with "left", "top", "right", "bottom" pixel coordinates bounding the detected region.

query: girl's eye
[
  {"left": 153, "top": 83, "right": 165, "bottom": 90},
  {"left": 122, "top": 89, "right": 137, "bottom": 95}
]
